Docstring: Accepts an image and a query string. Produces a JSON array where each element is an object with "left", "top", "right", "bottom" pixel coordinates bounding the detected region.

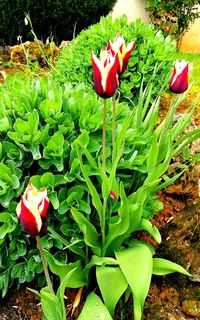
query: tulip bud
[
  {"left": 92, "top": 50, "right": 119, "bottom": 98},
  {"left": 110, "top": 190, "right": 117, "bottom": 201},
  {"left": 16, "top": 182, "right": 50, "bottom": 236},
  {"left": 107, "top": 35, "right": 136, "bottom": 75},
  {"left": 169, "top": 60, "right": 189, "bottom": 94}
]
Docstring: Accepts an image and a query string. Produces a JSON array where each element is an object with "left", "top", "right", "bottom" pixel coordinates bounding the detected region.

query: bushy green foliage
[
  {"left": 53, "top": 15, "right": 176, "bottom": 104},
  {"left": 0, "top": 0, "right": 116, "bottom": 45}
]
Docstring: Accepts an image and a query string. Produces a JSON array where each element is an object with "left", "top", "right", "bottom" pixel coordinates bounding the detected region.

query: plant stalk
[
  {"left": 112, "top": 91, "right": 117, "bottom": 163},
  {"left": 101, "top": 98, "right": 107, "bottom": 250},
  {"left": 102, "top": 98, "right": 107, "bottom": 172},
  {"left": 36, "top": 235, "right": 54, "bottom": 295}
]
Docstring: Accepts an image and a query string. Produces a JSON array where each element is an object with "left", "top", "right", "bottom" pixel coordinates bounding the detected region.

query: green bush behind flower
[{"left": 53, "top": 15, "right": 176, "bottom": 104}]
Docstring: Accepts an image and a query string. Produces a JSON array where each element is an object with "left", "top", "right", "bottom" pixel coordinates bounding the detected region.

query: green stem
[
  {"left": 101, "top": 198, "right": 107, "bottom": 250},
  {"left": 112, "top": 92, "right": 117, "bottom": 163},
  {"left": 102, "top": 98, "right": 107, "bottom": 172},
  {"left": 36, "top": 235, "right": 54, "bottom": 295},
  {"left": 101, "top": 98, "right": 107, "bottom": 250}
]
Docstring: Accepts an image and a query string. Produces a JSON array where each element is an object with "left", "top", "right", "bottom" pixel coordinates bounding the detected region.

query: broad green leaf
[
  {"left": 44, "top": 250, "right": 86, "bottom": 286},
  {"left": 77, "top": 292, "right": 113, "bottom": 320},
  {"left": 84, "top": 255, "right": 118, "bottom": 281},
  {"left": 71, "top": 208, "right": 101, "bottom": 256},
  {"left": 96, "top": 266, "right": 128, "bottom": 316},
  {"left": 104, "top": 183, "right": 130, "bottom": 254},
  {"left": 152, "top": 258, "right": 191, "bottom": 276},
  {"left": 115, "top": 242, "right": 153, "bottom": 320},
  {"left": 40, "top": 288, "right": 62, "bottom": 320},
  {"left": 140, "top": 218, "right": 161, "bottom": 243}
]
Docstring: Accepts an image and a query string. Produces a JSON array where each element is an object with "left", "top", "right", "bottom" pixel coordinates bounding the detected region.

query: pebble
[{"left": 182, "top": 300, "right": 200, "bottom": 317}]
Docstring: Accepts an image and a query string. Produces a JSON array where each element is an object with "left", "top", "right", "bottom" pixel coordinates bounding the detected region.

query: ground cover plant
[{"left": 0, "top": 15, "right": 200, "bottom": 320}]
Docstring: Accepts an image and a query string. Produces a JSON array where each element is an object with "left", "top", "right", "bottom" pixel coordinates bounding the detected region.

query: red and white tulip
[
  {"left": 16, "top": 182, "right": 50, "bottom": 236},
  {"left": 107, "top": 35, "right": 136, "bottom": 75},
  {"left": 92, "top": 50, "right": 119, "bottom": 98},
  {"left": 169, "top": 60, "right": 189, "bottom": 94}
]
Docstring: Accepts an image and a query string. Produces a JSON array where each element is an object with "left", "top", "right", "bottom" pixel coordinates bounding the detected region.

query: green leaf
[
  {"left": 140, "top": 218, "right": 161, "bottom": 243},
  {"left": 104, "top": 183, "right": 130, "bottom": 254},
  {"left": 152, "top": 258, "right": 191, "bottom": 276},
  {"left": 71, "top": 208, "right": 101, "bottom": 256},
  {"left": 40, "top": 172, "right": 55, "bottom": 187},
  {"left": 44, "top": 250, "right": 86, "bottom": 287},
  {"left": 96, "top": 266, "right": 128, "bottom": 316},
  {"left": 115, "top": 242, "right": 153, "bottom": 320},
  {"left": 147, "top": 134, "right": 158, "bottom": 173},
  {"left": 47, "top": 226, "right": 86, "bottom": 259},
  {"left": 77, "top": 293, "right": 113, "bottom": 320},
  {"left": 76, "top": 150, "right": 102, "bottom": 220},
  {"left": 84, "top": 255, "right": 118, "bottom": 281}
]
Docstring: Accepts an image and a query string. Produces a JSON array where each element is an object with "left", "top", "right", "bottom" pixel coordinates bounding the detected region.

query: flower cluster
[{"left": 92, "top": 35, "right": 136, "bottom": 98}]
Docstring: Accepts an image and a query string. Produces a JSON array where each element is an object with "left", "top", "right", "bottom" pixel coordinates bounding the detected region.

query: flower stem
[
  {"left": 101, "top": 98, "right": 107, "bottom": 250},
  {"left": 112, "top": 92, "right": 117, "bottom": 163},
  {"left": 36, "top": 235, "right": 54, "bottom": 295},
  {"left": 102, "top": 98, "right": 107, "bottom": 172}
]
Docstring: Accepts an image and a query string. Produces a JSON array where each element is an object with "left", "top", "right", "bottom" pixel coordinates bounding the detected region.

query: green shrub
[
  {"left": 146, "top": 0, "right": 200, "bottom": 47},
  {"left": 53, "top": 15, "right": 176, "bottom": 104},
  {"left": 0, "top": 0, "right": 116, "bottom": 45}
]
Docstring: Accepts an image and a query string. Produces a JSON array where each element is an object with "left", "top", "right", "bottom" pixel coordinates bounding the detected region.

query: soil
[{"left": 0, "top": 49, "right": 199, "bottom": 319}]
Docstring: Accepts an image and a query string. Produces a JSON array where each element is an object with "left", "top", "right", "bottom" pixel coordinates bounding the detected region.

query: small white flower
[
  {"left": 17, "top": 35, "right": 22, "bottom": 42},
  {"left": 24, "top": 17, "right": 29, "bottom": 25}
]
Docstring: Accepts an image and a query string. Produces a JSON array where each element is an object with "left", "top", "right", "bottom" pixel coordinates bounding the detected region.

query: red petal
[
  {"left": 18, "top": 198, "right": 41, "bottom": 236},
  {"left": 119, "top": 41, "right": 136, "bottom": 75},
  {"left": 39, "top": 197, "right": 50, "bottom": 234},
  {"left": 92, "top": 53, "right": 104, "bottom": 97},
  {"left": 169, "top": 64, "right": 189, "bottom": 94},
  {"left": 103, "top": 56, "right": 119, "bottom": 98}
]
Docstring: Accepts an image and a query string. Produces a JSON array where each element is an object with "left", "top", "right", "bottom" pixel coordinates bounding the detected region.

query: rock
[{"left": 182, "top": 300, "right": 200, "bottom": 317}]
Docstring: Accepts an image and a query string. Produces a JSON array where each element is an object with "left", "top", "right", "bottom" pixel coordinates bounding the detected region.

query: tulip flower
[
  {"left": 16, "top": 182, "right": 50, "bottom": 236},
  {"left": 92, "top": 50, "right": 119, "bottom": 98},
  {"left": 169, "top": 60, "right": 189, "bottom": 94},
  {"left": 107, "top": 35, "right": 136, "bottom": 75}
]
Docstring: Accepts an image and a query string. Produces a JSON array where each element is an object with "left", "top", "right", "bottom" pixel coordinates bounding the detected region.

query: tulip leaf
[
  {"left": 77, "top": 292, "right": 113, "bottom": 320},
  {"left": 43, "top": 250, "right": 86, "bottom": 286},
  {"left": 76, "top": 149, "right": 102, "bottom": 221},
  {"left": 104, "top": 183, "right": 130, "bottom": 254},
  {"left": 152, "top": 258, "right": 191, "bottom": 276},
  {"left": 96, "top": 266, "right": 128, "bottom": 316},
  {"left": 71, "top": 208, "right": 101, "bottom": 256},
  {"left": 115, "top": 242, "right": 153, "bottom": 320},
  {"left": 140, "top": 218, "right": 161, "bottom": 243},
  {"left": 84, "top": 255, "right": 118, "bottom": 281}
]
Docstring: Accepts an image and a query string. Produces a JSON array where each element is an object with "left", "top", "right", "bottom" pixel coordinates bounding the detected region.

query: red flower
[
  {"left": 107, "top": 35, "right": 136, "bottom": 75},
  {"left": 92, "top": 50, "right": 119, "bottom": 98},
  {"left": 169, "top": 60, "right": 189, "bottom": 94},
  {"left": 16, "top": 182, "right": 50, "bottom": 236}
]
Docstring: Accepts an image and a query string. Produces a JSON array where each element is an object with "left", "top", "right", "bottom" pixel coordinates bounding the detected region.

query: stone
[{"left": 182, "top": 300, "right": 200, "bottom": 317}]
